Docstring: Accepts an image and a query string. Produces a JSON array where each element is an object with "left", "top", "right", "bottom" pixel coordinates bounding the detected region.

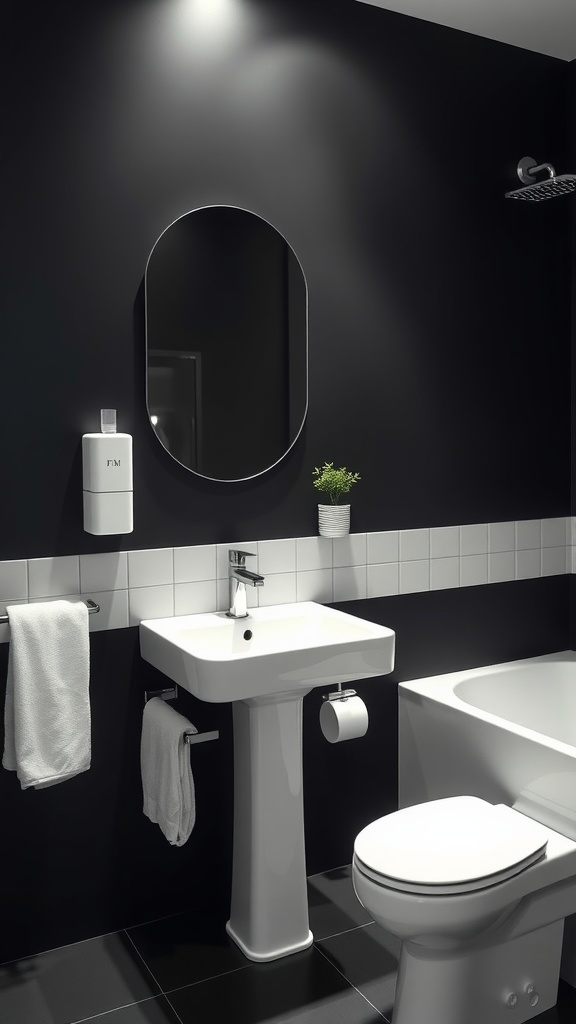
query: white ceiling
[{"left": 355, "top": 0, "right": 576, "bottom": 61}]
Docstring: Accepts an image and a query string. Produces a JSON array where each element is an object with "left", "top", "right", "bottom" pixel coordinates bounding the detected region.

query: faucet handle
[{"left": 229, "top": 549, "right": 257, "bottom": 566}]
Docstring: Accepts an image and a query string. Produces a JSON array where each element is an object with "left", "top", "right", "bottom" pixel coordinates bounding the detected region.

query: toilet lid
[{"left": 354, "top": 796, "right": 549, "bottom": 895}]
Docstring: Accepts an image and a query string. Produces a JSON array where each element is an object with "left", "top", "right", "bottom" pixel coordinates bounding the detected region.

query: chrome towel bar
[
  {"left": 144, "top": 686, "right": 219, "bottom": 746},
  {"left": 0, "top": 598, "right": 100, "bottom": 626}
]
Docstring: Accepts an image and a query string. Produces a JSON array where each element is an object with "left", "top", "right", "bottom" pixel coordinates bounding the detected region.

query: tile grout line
[
  {"left": 121, "top": 930, "right": 187, "bottom": 1024},
  {"left": 123, "top": 902, "right": 257, "bottom": 998},
  {"left": 0, "top": 926, "right": 134, "bottom": 971},
  {"left": 313, "top": 942, "right": 389, "bottom": 1021},
  {"left": 0, "top": 900, "right": 235, "bottom": 972},
  {"left": 161, "top": 959, "right": 255, "bottom": 998},
  {"left": 161, "top": 991, "right": 186, "bottom": 1024},
  {"left": 313, "top": 920, "right": 375, "bottom": 942},
  {"left": 68, "top": 993, "right": 167, "bottom": 1024},
  {"left": 308, "top": 861, "right": 354, "bottom": 878},
  {"left": 122, "top": 927, "right": 169, "bottom": 997}
]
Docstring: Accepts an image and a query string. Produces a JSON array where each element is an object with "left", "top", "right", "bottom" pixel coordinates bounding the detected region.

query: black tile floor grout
[
  {"left": 120, "top": 929, "right": 190, "bottom": 1024},
  {"left": 121, "top": 928, "right": 170, "bottom": 993},
  {"left": 314, "top": 920, "right": 374, "bottom": 941},
  {"left": 156, "top": 993, "right": 185, "bottom": 1024},
  {"left": 313, "top": 942, "right": 390, "bottom": 1022},
  {"left": 159, "top": 962, "right": 255, "bottom": 997},
  {"left": 0, "top": 926, "right": 126, "bottom": 971},
  {"left": 69, "top": 996, "right": 162, "bottom": 1024}
]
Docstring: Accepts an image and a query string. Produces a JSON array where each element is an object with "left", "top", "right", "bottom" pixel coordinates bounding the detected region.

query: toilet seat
[{"left": 353, "top": 796, "right": 549, "bottom": 895}]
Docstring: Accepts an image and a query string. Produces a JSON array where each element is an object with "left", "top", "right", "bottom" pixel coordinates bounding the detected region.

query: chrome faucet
[{"left": 227, "top": 549, "right": 264, "bottom": 618}]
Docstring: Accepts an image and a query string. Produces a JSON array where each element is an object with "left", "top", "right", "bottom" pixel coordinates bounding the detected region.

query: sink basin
[{"left": 140, "top": 601, "right": 395, "bottom": 702}]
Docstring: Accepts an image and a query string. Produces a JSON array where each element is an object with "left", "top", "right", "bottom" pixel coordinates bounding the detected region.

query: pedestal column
[{"left": 226, "top": 690, "right": 313, "bottom": 961}]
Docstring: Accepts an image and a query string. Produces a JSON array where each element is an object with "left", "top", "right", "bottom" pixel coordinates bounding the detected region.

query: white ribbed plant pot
[{"left": 318, "top": 504, "right": 350, "bottom": 538}]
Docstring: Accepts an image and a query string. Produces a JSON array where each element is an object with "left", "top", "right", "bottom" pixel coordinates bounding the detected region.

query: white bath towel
[
  {"left": 3, "top": 600, "right": 91, "bottom": 789},
  {"left": 141, "top": 697, "right": 197, "bottom": 846}
]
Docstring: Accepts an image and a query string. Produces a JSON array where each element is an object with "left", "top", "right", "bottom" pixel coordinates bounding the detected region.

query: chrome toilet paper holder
[
  {"left": 319, "top": 684, "right": 368, "bottom": 744},
  {"left": 322, "top": 683, "right": 357, "bottom": 702}
]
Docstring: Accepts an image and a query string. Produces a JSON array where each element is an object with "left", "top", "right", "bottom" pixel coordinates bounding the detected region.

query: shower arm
[{"left": 517, "top": 158, "right": 556, "bottom": 184}]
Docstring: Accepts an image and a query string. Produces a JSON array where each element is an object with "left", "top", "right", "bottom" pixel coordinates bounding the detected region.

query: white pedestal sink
[{"left": 140, "top": 601, "right": 395, "bottom": 961}]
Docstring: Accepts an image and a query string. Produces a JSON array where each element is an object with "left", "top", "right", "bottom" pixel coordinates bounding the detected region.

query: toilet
[{"left": 352, "top": 795, "right": 576, "bottom": 1024}]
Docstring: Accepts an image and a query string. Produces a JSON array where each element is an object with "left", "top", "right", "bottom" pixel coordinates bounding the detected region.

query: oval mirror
[{"left": 145, "top": 206, "right": 308, "bottom": 481}]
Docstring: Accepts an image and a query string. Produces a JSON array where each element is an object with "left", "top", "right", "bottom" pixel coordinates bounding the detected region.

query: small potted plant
[{"left": 312, "top": 462, "right": 361, "bottom": 537}]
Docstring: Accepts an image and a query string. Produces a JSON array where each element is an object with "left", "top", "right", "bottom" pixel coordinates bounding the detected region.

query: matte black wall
[
  {"left": 0, "top": 0, "right": 572, "bottom": 963},
  {"left": 567, "top": 148, "right": 576, "bottom": 1024}
]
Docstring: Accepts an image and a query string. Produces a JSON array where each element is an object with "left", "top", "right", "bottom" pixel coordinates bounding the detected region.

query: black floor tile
[
  {"left": 6, "top": 864, "right": 576, "bottom": 1024},
  {"left": 308, "top": 865, "right": 372, "bottom": 940},
  {"left": 0, "top": 931, "right": 160, "bottom": 1024},
  {"left": 76, "top": 995, "right": 183, "bottom": 1023},
  {"left": 166, "top": 945, "right": 385, "bottom": 1024},
  {"left": 127, "top": 906, "right": 251, "bottom": 992},
  {"left": 316, "top": 922, "right": 399, "bottom": 1021},
  {"left": 536, "top": 979, "right": 576, "bottom": 1022}
]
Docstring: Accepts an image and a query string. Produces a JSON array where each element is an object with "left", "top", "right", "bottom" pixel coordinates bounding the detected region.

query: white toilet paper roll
[{"left": 319, "top": 696, "right": 368, "bottom": 743}]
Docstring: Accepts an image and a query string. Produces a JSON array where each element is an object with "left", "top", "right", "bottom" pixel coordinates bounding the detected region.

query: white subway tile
[
  {"left": 516, "top": 548, "right": 541, "bottom": 580},
  {"left": 129, "top": 585, "right": 174, "bottom": 625},
  {"left": 541, "top": 546, "right": 567, "bottom": 577},
  {"left": 367, "top": 563, "right": 399, "bottom": 598},
  {"left": 460, "top": 524, "right": 488, "bottom": 556},
  {"left": 488, "top": 522, "right": 515, "bottom": 553},
  {"left": 0, "top": 560, "right": 28, "bottom": 601},
  {"left": 488, "top": 551, "right": 515, "bottom": 584},
  {"left": 333, "top": 566, "right": 367, "bottom": 601},
  {"left": 28, "top": 556, "right": 80, "bottom": 599},
  {"left": 541, "top": 517, "right": 568, "bottom": 548},
  {"left": 257, "top": 572, "right": 297, "bottom": 605},
  {"left": 82, "top": 590, "right": 129, "bottom": 632},
  {"left": 399, "top": 560, "right": 429, "bottom": 594},
  {"left": 460, "top": 554, "right": 488, "bottom": 587},
  {"left": 80, "top": 552, "right": 128, "bottom": 593},
  {"left": 296, "top": 569, "right": 333, "bottom": 603},
  {"left": 174, "top": 545, "right": 217, "bottom": 583},
  {"left": 430, "top": 557, "right": 459, "bottom": 590},
  {"left": 128, "top": 549, "right": 173, "bottom": 588},
  {"left": 399, "top": 529, "right": 429, "bottom": 561},
  {"left": 367, "top": 532, "right": 399, "bottom": 564},
  {"left": 296, "top": 537, "right": 333, "bottom": 571},
  {"left": 174, "top": 581, "right": 217, "bottom": 615},
  {"left": 430, "top": 527, "right": 459, "bottom": 559},
  {"left": 7, "top": 510, "right": 573, "bottom": 637},
  {"left": 333, "top": 534, "right": 367, "bottom": 568},
  {"left": 516, "top": 520, "right": 541, "bottom": 550},
  {"left": 258, "top": 539, "right": 296, "bottom": 575}
]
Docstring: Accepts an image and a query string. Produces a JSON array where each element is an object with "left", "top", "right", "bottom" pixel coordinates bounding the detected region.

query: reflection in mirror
[{"left": 145, "top": 206, "right": 307, "bottom": 481}]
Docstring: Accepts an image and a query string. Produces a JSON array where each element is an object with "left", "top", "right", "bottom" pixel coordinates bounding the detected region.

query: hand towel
[
  {"left": 141, "top": 697, "right": 197, "bottom": 846},
  {"left": 3, "top": 600, "right": 90, "bottom": 789}
]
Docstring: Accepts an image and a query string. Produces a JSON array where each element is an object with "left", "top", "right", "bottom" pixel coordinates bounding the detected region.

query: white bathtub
[{"left": 398, "top": 650, "right": 576, "bottom": 985}]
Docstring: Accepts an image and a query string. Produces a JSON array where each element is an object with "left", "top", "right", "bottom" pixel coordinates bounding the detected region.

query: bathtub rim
[{"left": 399, "top": 650, "right": 576, "bottom": 758}]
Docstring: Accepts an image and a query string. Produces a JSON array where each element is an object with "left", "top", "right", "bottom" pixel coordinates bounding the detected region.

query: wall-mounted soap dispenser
[{"left": 82, "top": 410, "right": 133, "bottom": 535}]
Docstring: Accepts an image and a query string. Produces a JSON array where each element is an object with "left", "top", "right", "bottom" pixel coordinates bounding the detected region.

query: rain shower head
[{"left": 505, "top": 156, "right": 576, "bottom": 201}]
